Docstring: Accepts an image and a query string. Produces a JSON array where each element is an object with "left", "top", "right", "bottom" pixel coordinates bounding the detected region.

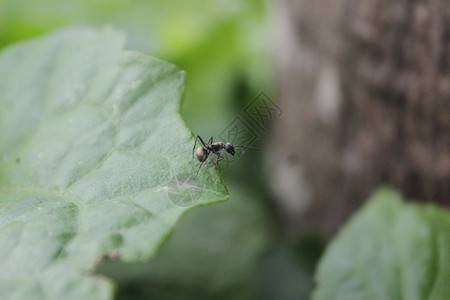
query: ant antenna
[{"left": 234, "top": 145, "right": 259, "bottom": 150}]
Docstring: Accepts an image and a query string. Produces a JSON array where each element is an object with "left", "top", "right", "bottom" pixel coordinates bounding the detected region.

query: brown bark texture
[{"left": 268, "top": 0, "right": 450, "bottom": 237}]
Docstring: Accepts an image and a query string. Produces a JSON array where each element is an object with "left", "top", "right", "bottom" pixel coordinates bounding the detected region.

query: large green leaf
[
  {"left": 0, "top": 27, "right": 228, "bottom": 300},
  {"left": 313, "top": 188, "right": 450, "bottom": 300}
]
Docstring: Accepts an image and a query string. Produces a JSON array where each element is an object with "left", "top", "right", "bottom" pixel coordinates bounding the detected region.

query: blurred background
[{"left": 1, "top": 0, "right": 448, "bottom": 299}]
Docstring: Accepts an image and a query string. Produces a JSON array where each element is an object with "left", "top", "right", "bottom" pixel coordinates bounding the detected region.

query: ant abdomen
[{"left": 196, "top": 147, "right": 208, "bottom": 162}]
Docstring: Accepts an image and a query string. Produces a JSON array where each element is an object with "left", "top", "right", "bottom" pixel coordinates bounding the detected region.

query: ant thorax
[{"left": 211, "top": 142, "right": 224, "bottom": 152}]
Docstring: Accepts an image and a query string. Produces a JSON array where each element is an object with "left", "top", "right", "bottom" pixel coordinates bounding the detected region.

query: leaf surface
[
  {"left": 313, "top": 188, "right": 450, "bottom": 300},
  {"left": 0, "top": 27, "right": 228, "bottom": 300}
]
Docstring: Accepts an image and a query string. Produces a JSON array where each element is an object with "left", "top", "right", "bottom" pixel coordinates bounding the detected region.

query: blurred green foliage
[
  {"left": 99, "top": 184, "right": 274, "bottom": 300},
  {"left": 0, "top": 0, "right": 273, "bottom": 134}
]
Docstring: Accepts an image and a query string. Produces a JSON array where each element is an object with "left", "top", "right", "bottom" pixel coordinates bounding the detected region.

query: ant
[{"left": 192, "top": 135, "right": 257, "bottom": 175}]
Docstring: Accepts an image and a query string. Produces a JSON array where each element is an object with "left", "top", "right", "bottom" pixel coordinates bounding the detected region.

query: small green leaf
[
  {"left": 0, "top": 27, "right": 228, "bottom": 300},
  {"left": 313, "top": 188, "right": 450, "bottom": 300}
]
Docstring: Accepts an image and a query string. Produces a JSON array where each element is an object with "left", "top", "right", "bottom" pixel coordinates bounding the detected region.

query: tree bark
[{"left": 268, "top": 0, "right": 450, "bottom": 237}]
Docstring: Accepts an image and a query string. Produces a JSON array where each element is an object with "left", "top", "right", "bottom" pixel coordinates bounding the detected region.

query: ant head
[
  {"left": 196, "top": 147, "right": 208, "bottom": 162},
  {"left": 224, "top": 143, "right": 235, "bottom": 156}
]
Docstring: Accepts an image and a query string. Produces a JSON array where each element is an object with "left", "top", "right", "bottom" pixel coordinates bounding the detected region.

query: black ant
[{"left": 192, "top": 135, "right": 257, "bottom": 175}]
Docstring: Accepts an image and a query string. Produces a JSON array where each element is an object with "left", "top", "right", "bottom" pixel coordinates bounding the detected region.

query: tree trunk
[{"left": 268, "top": 0, "right": 450, "bottom": 237}]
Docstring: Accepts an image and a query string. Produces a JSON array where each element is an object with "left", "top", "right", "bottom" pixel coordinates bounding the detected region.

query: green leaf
[
  {"left": 313, "top": 188, "right": 450, "bottom": 300},
  {"left": 0, "top": 27, "right": 228, "bottom": 300}
]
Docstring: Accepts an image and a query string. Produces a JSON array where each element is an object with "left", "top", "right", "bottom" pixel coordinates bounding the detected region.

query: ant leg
[
  {"left": 196, "top": 159, "right": 206, "bottom": 176},
  {"left": 218, "top": 155, "right": 227, "bottom": 171},
  {"left": 214, "top": 153, "right": 225, "bottom": 168},
  {"left": 192, "top": 137, "right": 198, "bottom": 160},
  {"left": 195, "top": 151, "right": 210, "bottom": 176},
  {"left": 198, "top": 135, "right": 208, "bottom": 147},
  {"left": 208, "top": 136, "right": 213, "bottom": 145}
]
